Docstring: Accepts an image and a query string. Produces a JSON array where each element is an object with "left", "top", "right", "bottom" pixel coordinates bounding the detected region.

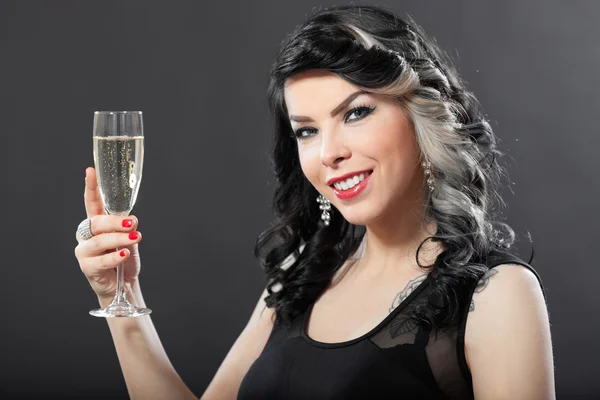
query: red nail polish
[
  {"left": 129, "top": 232, "right": 138, "bottom": 240},
  {"left": 120, "top": 250, "right": 127, "bottom": 257},
  {"left": 122, "top": 219, "right": 133, "bottom": 228}
]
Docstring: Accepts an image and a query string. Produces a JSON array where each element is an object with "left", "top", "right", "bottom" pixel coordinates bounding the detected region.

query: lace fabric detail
[{"left": 369, "top": 282, "right": 471, "bottom": 399}]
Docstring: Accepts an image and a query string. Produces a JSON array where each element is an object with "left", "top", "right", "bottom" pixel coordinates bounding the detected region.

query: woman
[{"left": 74, "top": 4, "right": 554, "bottom": 399}]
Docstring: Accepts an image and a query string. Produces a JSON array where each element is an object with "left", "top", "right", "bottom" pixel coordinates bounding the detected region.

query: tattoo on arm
[
  {"left": 469, "top": 268, "right": 499, "bottom": 312},
  {"left": 389, "top": 274, "right": 428, "bottom": 313},
  {"left": 388, "top": 274, "right": 428, "bottom": 338}
]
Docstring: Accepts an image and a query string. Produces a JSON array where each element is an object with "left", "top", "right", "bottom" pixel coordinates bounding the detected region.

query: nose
[{"left": 320, "top": 129, "right": 351, "bottom": 167}]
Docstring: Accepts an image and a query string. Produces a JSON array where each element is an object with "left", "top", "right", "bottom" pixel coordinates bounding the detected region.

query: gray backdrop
[{"left": 1, "top": 0, "right": 598, "bottom": 398}]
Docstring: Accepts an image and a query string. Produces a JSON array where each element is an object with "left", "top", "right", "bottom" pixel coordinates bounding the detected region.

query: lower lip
[{"left": 331, "top": 172, "right": 372, "bottom": 200}]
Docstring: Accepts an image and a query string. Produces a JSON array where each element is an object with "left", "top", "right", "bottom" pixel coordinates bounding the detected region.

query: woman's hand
[{"left": 74, "top": 167, "right": 143, "bottom": 301}]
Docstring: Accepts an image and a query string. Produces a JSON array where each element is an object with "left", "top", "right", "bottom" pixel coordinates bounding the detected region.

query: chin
[{"left": 336, "top": 209, "right": 380, "bottom": 227}]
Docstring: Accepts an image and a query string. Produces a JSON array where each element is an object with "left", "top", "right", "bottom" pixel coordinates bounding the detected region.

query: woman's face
[{"left": 284, "top": 69, "right": 426, "bottom": 226}]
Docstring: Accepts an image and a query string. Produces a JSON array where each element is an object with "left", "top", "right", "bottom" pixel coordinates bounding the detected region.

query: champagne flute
[{"left": 89, "top": 111, "right": 151, "bottom": 318}]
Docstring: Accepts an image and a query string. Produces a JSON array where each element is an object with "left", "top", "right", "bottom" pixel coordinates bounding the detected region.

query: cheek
[
  {"left": 370, "top": 116, "right": 420, "bottom": 174},
  {"left": 297, "top": 147, "right": 320, "bottom": 185},
  {"left": 389, "top": 136, "right": 420, "bottom": 177},
  {"left": 368, "top": 119, "right": 412, "bottom": 157}
]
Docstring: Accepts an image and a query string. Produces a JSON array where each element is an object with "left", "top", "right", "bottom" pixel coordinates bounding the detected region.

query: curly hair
[{"left": 254, "top": 4, "right": 531, "bottom": 331}]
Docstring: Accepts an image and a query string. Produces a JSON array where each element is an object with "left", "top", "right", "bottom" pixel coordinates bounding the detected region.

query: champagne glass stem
[
  {"left": 112, "top": 257, "right": 130, "bottom": 305},
  {"left": 109, "top": 210, "right": 131, "bottom": 306}
]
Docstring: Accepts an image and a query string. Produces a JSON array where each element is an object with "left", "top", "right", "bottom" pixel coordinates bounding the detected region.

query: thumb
[{"left": 84, "top": 167, "right": 106, "bottom": 218}]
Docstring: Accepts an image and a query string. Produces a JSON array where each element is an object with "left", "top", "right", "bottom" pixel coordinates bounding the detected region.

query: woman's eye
[
  {"left": 344, "top": 105, "right": 375, "bottom": 122},
  {"left": 293, "top": 105, "right": 375, "bottom": 140},
  {"left": 294, "top": 127, "right": 316, "bottom": 139}
]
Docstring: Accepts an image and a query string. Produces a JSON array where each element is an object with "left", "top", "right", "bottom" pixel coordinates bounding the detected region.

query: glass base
[{"left": 90, "top": 302, "right": 152, "bottom": 318}]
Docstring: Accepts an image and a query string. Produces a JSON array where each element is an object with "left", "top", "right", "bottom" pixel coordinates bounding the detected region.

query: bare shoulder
[
  {"left": 464, "top": 263, "right": 555, "bottom": 399},
  {"left": 468, "top": 263, "right": 543, "bottom": 312},
  {"left": 200, "top": 287, "right": 276, "bottom": 400}
]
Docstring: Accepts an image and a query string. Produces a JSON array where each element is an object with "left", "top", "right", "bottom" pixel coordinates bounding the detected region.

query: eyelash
[{"left": 293, "top": 104, "right": 376, "bottom": 140}]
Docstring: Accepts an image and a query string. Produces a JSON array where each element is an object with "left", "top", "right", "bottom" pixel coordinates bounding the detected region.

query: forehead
[{"left": 284, "top": 70, "right": 360, "bottom": 114}]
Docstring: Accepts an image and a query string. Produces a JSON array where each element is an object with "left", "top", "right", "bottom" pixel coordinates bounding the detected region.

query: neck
[{"left": 357, "top": 183, "right": 443, "bottom": 279}]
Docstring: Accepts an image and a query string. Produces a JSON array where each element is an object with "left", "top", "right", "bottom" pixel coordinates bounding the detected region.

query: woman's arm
[
  {"left": 104, "top": 281, "right": 274, "bottom": 400},
  {"left": 464, "top": 263, "right": 555, "bottom": 399},
  {"left": 101, "top": 279, "right": 197, "bottom": 400}
]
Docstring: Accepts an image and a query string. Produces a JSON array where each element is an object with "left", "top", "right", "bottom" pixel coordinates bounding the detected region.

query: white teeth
[{"left": 333, "top": 172, "right": 368, "bottom": 191}]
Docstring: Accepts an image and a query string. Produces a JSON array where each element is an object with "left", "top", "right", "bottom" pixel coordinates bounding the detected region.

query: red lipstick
[{"left": 331, "top": 171, "right": 372, "bottom": 200}]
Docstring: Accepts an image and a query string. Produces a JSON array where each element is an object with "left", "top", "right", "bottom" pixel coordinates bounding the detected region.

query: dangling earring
[
  {"left": 316, "top": 194, "right": 331, "bottom": 226},
  {"left": 422, "top": 160, "right": 435, "bottom": 191}
]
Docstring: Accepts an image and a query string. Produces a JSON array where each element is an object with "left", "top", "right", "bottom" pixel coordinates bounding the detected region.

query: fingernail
[
  {"left": 122, "top": 219, "right": 133, "bottom": 228},
  {"left": 120, "top": 250, "right": 127, "bottom": 257},
  {"left": 129, "top": 232, "right": 139, "bottom": 240}
]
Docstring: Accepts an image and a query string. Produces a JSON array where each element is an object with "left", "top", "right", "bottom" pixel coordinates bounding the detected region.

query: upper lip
[{"left": 327, "top": 170, "right": 372, "bottom": 186}]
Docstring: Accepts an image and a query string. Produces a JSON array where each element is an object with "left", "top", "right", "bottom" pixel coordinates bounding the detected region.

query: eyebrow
[{"left": 288, "top": 90, "right": 368, "bottom": 123}]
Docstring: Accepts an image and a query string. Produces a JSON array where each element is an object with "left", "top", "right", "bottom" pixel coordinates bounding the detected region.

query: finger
[
  {"left": 80, "top": 247, "right": 131, "bottom": 275},
  {"left": 77, "top": 231, "right": 142, "bottom": 257},
  {"left": 84, "top": 167, "right": 106, "bottom": 218},
  {"left": 75, "top": 214, "right": 139, "bottom": 243},
  {"left": 88, "top": 214, "right": 139, "bottom": 236}
]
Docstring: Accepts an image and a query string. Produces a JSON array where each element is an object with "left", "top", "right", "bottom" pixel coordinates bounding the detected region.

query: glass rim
[{"left": 94, "top": 111, "right": 143, "bottom": 115}]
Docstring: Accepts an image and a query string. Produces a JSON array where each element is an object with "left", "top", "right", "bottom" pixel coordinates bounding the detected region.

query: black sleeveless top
[{"left": 238, "top": 250, "right": 545, "bottom": 399}]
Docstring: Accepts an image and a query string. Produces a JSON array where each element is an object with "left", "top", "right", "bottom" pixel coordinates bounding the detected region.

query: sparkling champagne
[{"left": 93, "top": 136, "right": 144, "bottom": 216}]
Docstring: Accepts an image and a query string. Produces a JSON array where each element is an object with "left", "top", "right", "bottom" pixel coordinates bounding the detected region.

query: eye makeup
[{"left": 292, "top": 104, "right": 376, "bottom": 140}]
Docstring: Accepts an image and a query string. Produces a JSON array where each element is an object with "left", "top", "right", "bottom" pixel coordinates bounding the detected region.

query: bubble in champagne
[{"left": 128, "top": 160, "right": 137, "bottom": 188}]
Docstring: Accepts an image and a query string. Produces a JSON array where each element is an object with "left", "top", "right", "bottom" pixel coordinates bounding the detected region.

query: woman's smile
[{"left": 331, "top": 170, "right": 373, "bottom": 200}]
